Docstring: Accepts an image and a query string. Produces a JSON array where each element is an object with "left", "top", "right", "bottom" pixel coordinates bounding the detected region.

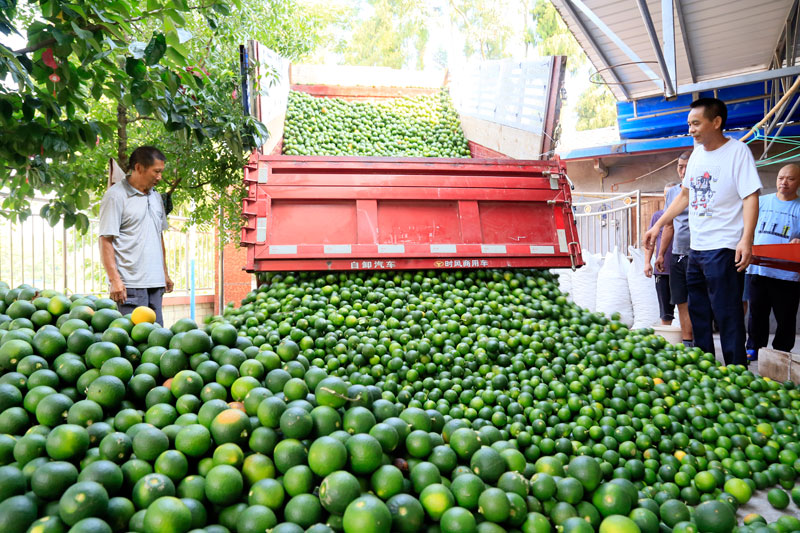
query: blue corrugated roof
[{"left": 564, "top": 131, "right": 750, "bottom": 161}]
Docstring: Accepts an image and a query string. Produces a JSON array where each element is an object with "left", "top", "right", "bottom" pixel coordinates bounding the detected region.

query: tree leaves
[
  {"left": 212, "top": 3, "right": 232, "bottom": 16},
  {"left": 0, "top": 0, "right": 18, "bottom": 36},
  {"left": 134, "top": 98, "right": 153, "bottom": 116},
  {"left": 575, "top": 83, "right": 616, "bottom": 131},
  {"left": 529, "top": 0, "right": 586, "bottom": 76},
  {"left": 1, "top": 0, "right": 317, "bottom": 233},
  {"left": 144, "top": 33, "right": 166, "bottom": 65},
  {"left": 124, "top": 57, "right": 146, "bottom": 80},
  {"left": 70, "top": 21, "right": 93, "bottom": 41},
  {"left": 43, "top": 134, "right": 69, "bottom": 153}
]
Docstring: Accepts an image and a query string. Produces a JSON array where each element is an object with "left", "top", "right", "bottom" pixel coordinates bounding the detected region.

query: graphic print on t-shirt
[
  {"left": 758, "top": 221, "right": 792, "bottom": 239},
  {"left": 688, "top": 166, "right": 720, "bottom": 217},
  {"left": 756, "top": 200, "right": 800, "bottom": 240}
]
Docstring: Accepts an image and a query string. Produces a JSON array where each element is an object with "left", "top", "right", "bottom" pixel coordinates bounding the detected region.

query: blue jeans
[{"left": 687, "top": 249, "right": 746, "bottom": 365}]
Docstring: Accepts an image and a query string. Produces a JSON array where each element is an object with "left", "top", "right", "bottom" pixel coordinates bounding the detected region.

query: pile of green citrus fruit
[
  {"left": 281, "top": 90, "right": 471, "bottom": 158},
  {"left": 1, "top": 269, "right": 800, "bottom": 533}
]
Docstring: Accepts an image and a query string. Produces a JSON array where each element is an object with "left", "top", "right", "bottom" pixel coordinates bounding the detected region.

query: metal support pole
[
  {"left": 674, "top": 0, "right": 696, "bottom": 83},
  {"left": 636, "top": 190, "right": 642, "bottom": 248},
  {"left": 62, "top": 225, "right": 67, "bottom": 292},
  {"left": 190, "top": 259, "right": 196, "bottom": 321},
  {"left": 560, "top": 0, "right": 630, "bottom": 99},
  {"left": 662, "top": 0, "right": 677, "bottom": 94},
  {"left": 636, "top": 0, "right": 675, "bottom": 97},
  {"left": 218, "top": 207, "right": 225, "bottom": 313}
]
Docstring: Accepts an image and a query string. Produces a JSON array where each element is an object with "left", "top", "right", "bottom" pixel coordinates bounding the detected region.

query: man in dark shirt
[{"left": 645, "top": 183, "right": 676, "bottom": 325}]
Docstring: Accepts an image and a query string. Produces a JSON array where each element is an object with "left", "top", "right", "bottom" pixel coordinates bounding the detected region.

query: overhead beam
[
  {"left": 636, "top": 0, "right": 675, "bottom": 97},
  {"left": 557, "top": 0, "right": 630, "bottom": 100},
  {"left": 567, "top": 0, "right": 664, "bottom": 90},
  {"left": 673, "top": 0, "right": 696, "bottom": 83},
  {"left": 771, "top": 0, "right": 799, "bottom": 68},
  {"left": 661, "top": 0, "right": 677, "bottom": 94},
  {"left": 677, "top": 65, "right": 800, "bottom": 94}
]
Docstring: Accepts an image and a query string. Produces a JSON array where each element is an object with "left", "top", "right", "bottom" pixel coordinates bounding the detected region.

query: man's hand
[
  {"left": 643, "top": 262, "right": 653, "bottom": 278},
  {"left": 791, "top": 238, "right": 800, "bottom": 244},
  {"left": 655, "top": 254, "right": 665, "bottom": 273},
  {"left": 109, "top": 279, "right": 126, "bottom": 306},
  {"left": 165, "top": 275, "right": 174, "bottom": 293},
  {"left": 735, "top": 239, "right": 753, "bottom": 272},
  {"left": 643, "top": 226, "right": 659, "bottom": 250}
]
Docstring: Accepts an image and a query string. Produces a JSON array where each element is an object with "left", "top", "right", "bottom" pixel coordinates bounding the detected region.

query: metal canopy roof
[{"left": 551, "top": 0, "right": 800, "bottom": 101}]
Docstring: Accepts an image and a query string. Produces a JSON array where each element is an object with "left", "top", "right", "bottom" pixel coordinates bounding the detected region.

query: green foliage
[
  {"left": 282, "top": 90, "right": 470, "bottom": 158},
  {"left": 0, "top": 0, "right": 320, "bottom": 237},
  {"left": 0, "top": 0, "right": 224, "bottom": 229},
  {"left": 449, "top": 0, "right": 514, "bottom": 60},
  {"left": 109, "top": 1, "right": 322, "bottom": 238},
  {"left": 529, "top": 0, "right": 586, "bottom": 74},
  {"left": 575, "top": 83, "right": 617, "bottom": 131},
  {"left": 341, "top": 0, "right": 429, "bottom": 70}
]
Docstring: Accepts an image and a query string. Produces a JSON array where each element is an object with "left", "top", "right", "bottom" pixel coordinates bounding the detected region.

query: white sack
[
  {"left": 595, "top": 248, "right": 634, "bottom": 326},
  {"left": 571, "top": 250, "right": 601, "bottom": 312},
  {"left": 627, "top": 246, "right": 661, "bottom": 329},
  {"left": 551, "top": 269, "right": 573, "bottom": 302}
]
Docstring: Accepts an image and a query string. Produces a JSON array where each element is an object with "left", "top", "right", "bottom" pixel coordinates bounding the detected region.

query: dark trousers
[
  {"left": 746, "top": 274, "right": 800, "bottom": 352},
  {"left": 654, "top": 274, "right": 674, "bottom": 321},
  {"left": 687, "top": 249, "right": 746, "bottom": 365},
  {"left": 120, "top": 287, "right": 165, "bottom": 326}
]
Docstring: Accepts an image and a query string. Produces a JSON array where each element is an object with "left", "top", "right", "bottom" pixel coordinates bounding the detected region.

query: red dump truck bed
[{"left": 241, "top": 155, "right": 582, "bottom": 272}]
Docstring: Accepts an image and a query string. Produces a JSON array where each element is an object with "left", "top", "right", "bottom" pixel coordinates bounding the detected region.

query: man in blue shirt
[{"left": 746, "top": 163, "right": 800, "bottom": 358}]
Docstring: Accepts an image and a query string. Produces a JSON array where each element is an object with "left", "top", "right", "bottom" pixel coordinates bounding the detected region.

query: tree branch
[
  {"left": 166, "top": 163, "right": 183, "bottom": 195},
  {"left": 13, "top": 24, "right": 104, "bottom": 54},
  {"left": 117, "top": 100, "right": 128, "bottom": 172},
  {"left": 188, "top": 178, "right": 212, "bottom": 189},
  {"left": 448, "top": 0, "right": 471, "bottom": 32},
  {"left": 12, "top": 2, "right": 215, "bottom": 55}
]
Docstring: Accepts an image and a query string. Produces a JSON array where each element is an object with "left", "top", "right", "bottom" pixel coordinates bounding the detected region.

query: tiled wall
[
  {"left": 162, "top": 301, "right": 216, "bottom": 328},
  {"left": 218, "top": 238, "right": 256, "bottom": 310}
]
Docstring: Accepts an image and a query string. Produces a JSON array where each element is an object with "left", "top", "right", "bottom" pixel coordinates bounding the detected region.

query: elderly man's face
[
  {"left": 135, "top": 159, "right": 165, "bottom": 192},
  {"left": 777, "top": 165, "right": 800, "bottom": 199}
]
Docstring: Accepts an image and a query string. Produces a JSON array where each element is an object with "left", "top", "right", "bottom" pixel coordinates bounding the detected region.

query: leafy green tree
[
  {"left": 105, "top": 1, "right": 321, "bottom": 238},
  {"left": 0, "top": 0, "right": 319, "bottom": 234},
  {"left": 575, "top": 82, "right": 617, "bottom": 130},
  {"left": 449, "top": 0, "right": 513, "bottom": 60},
  {"left": 528, "top": 0, "right": 585, "bottom": 74},
  {"left": 341, "top": 0, "right": 429, "bottom": 69},
  {"left": 527, "top": 0, "right": 617, "bottom": 131},
  {"left": 303, "top": 1, "right": 358, "bottom": 64}
]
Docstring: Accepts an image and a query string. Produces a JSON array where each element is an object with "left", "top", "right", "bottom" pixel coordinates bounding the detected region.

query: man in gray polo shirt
[
  {"left": 99, "top": 146, "right": 173, "bottom": 325},
  {"left": 655, "top": 150, "right": 693, "bottom": 346}
]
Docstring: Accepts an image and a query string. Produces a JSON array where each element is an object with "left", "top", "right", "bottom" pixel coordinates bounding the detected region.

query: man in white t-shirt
[{"left": 644, "top": 98, "right": 761, "bottom": 365}]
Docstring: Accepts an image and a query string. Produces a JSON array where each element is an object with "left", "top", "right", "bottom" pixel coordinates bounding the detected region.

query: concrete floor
[{"left": 736, "top": 488, "right": 800, "bottom": 522}]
